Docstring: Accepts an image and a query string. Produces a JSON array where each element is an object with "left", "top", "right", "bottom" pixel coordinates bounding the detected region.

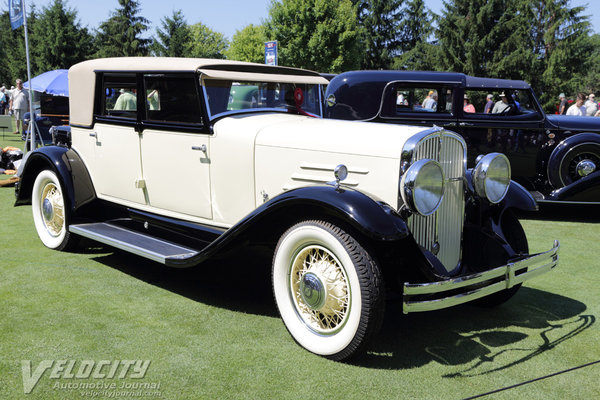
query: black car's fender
[
  {"left": 15, "top": 146, "right": 96, "bottom": 212},
  {"left": 167, "top": 185, "right": 410, "bottom": 267}
]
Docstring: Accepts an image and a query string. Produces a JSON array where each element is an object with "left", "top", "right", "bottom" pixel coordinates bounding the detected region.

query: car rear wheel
[
  {"left": 31, "top": 169, "right": 77, "bottom": 251},
  {"left": 272, "top": 220, "right": 384, "bottom": 360}
]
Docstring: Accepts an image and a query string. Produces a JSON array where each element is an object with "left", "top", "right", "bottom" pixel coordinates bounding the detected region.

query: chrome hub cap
[
  {"left": 576, "top": 159, "right": 596, "bottom": 177},
  {"left": 299, "top": 272, "right": 326, "bottom": 310},
  {"left": 290, "top": 245, "right": 350, "bottom": 334},
  {"left": 40, "top": 182, "right": 64, "bottom": 237}
]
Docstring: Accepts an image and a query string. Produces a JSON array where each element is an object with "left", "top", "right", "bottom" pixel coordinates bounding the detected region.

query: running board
[{"left": 69, "top": 222, "right": 201, "bottom": 265}]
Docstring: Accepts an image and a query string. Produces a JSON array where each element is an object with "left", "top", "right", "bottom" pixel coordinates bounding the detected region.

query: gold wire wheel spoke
[{"left": 290, "top": 245, "right": 350, "bottom": 334}]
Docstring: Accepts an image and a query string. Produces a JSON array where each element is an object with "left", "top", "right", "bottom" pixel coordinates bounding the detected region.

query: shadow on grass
[
  {"left": 85, "top": 243, "right": 593, "bottom": 373},
  {"left": 89, "top": 244, "right": 279, "bottom": 318},
  {"left": 357, "top": 288, "right": 594, "bottom": 373}
]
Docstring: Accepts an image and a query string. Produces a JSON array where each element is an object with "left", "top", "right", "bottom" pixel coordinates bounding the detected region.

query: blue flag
[{"left": 9, "top": 0, "right": 24, "bottom": 30}]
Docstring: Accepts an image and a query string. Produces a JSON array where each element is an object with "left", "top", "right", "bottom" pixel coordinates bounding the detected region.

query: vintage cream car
[{"left": 15, "top": 58, "right": 560, "bottom": 361}]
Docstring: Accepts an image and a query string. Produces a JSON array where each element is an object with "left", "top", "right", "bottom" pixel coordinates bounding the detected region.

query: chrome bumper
[{"left": 403, "top": 240, "right": 560, "bottom": 314}]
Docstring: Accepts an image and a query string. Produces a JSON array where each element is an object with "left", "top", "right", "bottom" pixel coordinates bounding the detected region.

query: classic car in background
[
  {"left": 15, "top": 58, "right": 559, "bottom": 360},
  {"left": 325, "top": 71, "right": 600, "bottom": 204}
]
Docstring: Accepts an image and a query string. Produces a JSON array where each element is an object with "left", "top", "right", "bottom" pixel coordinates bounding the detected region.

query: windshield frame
[{"left": 200, "top": 75, "right": 324, "bottom": 121}]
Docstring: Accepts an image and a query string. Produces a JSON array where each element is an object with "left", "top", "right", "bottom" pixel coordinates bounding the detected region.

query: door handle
[
  {"left": 459, "top": 122, "right": 474, "bottom": 127},
  {"left": 192, "top": 144, "right": 207, "bottom": 153},
  {"left": 89, "top": 132, "right": 96, "bottom": 137},
  {"left": 444, "top": 122, "right": 457, "bottom": 127}
]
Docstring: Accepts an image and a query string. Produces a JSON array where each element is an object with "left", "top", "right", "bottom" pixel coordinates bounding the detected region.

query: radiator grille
[{"left": 406, "top": 130, "right": 466, "bottom": 272}]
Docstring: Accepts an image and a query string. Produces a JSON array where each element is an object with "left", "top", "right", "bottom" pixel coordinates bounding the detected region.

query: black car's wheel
[
  {"left": 272, "top": 220, "right": 384, "bottom": 360},
  {"left": 548, "top": 136, "right": 600, "bottom": 188},
  {"left": 475, "top": 210, "right": 528, "bottom": 307},
  {"left": 31, "top": 169, "right": 77, "bottom": 251}
]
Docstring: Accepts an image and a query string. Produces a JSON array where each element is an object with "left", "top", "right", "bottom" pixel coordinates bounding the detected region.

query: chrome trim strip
[{"left": 402, "top": 240, "right": 560, "bottom": 313}]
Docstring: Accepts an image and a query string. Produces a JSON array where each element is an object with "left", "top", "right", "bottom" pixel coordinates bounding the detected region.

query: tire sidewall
[
  {"left": 32, "top": 169, "right": 68, "bottom": 249},
  {"left": 273, "top": 223, "right": 363, "bottom": 357}
]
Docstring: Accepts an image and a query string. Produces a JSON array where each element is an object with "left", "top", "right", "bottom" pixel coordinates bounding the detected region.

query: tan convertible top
[{"left": 68, "top": 57, "right": 329, "bottom": 127}]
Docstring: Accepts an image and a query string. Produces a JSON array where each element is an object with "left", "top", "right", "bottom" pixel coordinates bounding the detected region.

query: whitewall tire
[
  {"left": 272, "top": 220, "right": 383, "bottom": 360},
  {"left": 31, "top": 169, "right": 76, "bottom": 251}
]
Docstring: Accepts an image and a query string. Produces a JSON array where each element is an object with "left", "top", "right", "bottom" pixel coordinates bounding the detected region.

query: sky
[{"left": 22, "top": 0, "right": 600, "bottom": 39}]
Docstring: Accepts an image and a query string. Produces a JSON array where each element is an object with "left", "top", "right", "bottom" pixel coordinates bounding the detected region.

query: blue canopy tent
[
  {"left": 21, "top": 69, "right": 69, "bottom": 148},
  {"left": 23, "top": 69, "right": 69, "bottom": 96}
]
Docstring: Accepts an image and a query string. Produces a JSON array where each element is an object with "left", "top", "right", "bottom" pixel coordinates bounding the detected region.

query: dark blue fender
[
  {"left": 547, "top": 170, "right": 600, "bottom": 202},
  {"left": 167, "top": 185, "right": 410, "bottom": 267},
  {"left": 14, "top": 146, "right": 96, "bottom": 212}
]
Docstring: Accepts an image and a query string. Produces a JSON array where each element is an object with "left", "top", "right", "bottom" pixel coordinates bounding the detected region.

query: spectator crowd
[{"left": 558, "top": 92, "right": 600, "bottom": 117}]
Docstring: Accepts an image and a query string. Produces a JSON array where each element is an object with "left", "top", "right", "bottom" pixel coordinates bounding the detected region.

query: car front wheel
[
  {"left": 272, "top": 220, "right": 384, "bottom": 360},
  {"left": 31, "top": 169, "right": 76, "bottom": 251}
]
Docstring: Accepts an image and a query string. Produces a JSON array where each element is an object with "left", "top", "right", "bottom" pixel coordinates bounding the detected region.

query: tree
[
  {"left": 265, "top": 0, "right": 362, "bottom": 73},
  {"left": 226, "top": 24, "right": 266, "bottom": 63},
  {"left": 187, "top": 22, "right": 228, "bottom": 59},
  {"left": 529, "top": 0, "right": 592, "bottom": 111},
  {"left": 95, "top": 0, "right": 150, "bottom": 57},
  {"left": 0, "top": 7, "right": 38, "bottom": 85},
  {"left": 31, "top": 0, "right": 94, "bottom": 72},
  {"left": 151, "top": 10, "right": 191, "bottom": 57},
  {"left": 353, "top": 0, "right": 403, "bottom": 69},
  {"left": 436, "top": 0, "right": 535, "bottom": 79},
  {"left": 393, "top": 0, "right": 440, "bottom": 70}
]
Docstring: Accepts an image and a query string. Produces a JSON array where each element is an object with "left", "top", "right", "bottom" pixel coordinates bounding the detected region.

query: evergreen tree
[
  {"left": 187, "top": 22, "right": 228, "bottom": 59},
  {"left": 226, "top": 24, "right": 266, "bottom": 63},
  {"left": 0, "top": 7, "right": 38, "bottom": 84},
  {"left": 353, "top": 0, "right": 403, "bottom": 69},
  {"left": 265, "top": 0, "right": 362, "bottom": 73},
  {"left": 530, "top": 0, "right": 592, "bottom": 110},
  {"left": 31, "top": 0, "right": 94, "bottom": 72},
  {"left": 436, "top": 0, "right": 535, "bottom": 80},
  {"left": 95, "top": 0, "right": 150, "bottom": 57},
  {"left": 151, "top": 10, "right": 191, "bottom": 57},
  {"left": 393, "top": 0, "right": 440, "bottom": 70}
]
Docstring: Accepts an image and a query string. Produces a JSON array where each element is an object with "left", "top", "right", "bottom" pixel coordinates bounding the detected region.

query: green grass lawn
[{"left": 0, "top": 141, "right": 599, "bottom": 399}]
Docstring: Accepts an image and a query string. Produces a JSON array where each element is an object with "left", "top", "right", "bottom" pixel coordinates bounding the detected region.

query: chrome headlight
[
  {"left": 400, "top": 159, "right": 445, "bottom": 216},
  {"left": 473, "top": 153, "right": 511, "bottom": 204}
]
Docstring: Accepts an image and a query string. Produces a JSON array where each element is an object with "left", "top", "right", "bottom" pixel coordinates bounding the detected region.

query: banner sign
[
  {"left": 264, "top": 41, "right": 277, "bottom": 66},
  {"left": 9, "top": 0, "right": 24, "bottom": 30}
]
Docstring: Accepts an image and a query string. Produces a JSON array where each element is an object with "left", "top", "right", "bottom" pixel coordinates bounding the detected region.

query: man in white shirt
[
  {"left": 584, "top": 93, "right": 598, "bottom": 116},
  {"left": 566, "top": 93, "right": 587, "bottom": 116},
  {"left": 9, "top": 79, "right": 29, "bottom": 134}
]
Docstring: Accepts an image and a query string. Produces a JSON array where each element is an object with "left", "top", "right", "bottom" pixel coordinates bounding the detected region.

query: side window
[
  {"left": 143, "top": 74, "right": 203, "bottom": 125},
  {"left": 463, "top": 89, "right": 541, "bottom": 117},
  {"left": 100, "top": 74, "right": 137, "bottom": 119},
  {"left": 382, "top": 85, "right": 453, "bottom": 117}
]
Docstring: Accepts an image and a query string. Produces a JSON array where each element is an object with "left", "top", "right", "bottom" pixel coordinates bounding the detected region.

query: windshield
[{"left": 203, "top": 79, "right": 322, "bottom": 118}]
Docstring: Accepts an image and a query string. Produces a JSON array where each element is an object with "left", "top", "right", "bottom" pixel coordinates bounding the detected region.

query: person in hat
[
  {"left": 566, "top": 93, "right": 587, "bottom": 116},
  {"left": 558, "top": 93, "right": 568, "bottom": 115},
  {"left": 491, "top": 91, "right": 511, "bottom": 114},
  {"left": 463, "top": 94, "right": 475, "bottom": 113},
  {"left": 584, "top": 93, "right": 598, "bottom": 116}
]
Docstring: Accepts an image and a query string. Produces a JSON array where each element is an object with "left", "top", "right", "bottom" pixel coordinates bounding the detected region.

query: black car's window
[
  {"left": 143, "top": 74, "right": 203, "bottom": 125},
  {"left": 463, "top": 89, "right": 541, "bottom": 118},
  {"left": 381, "top": 85, "right": 453, "bottom": 117},
  {"left": 100, "top": 74, "right": 137, "bottom": 119}
]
